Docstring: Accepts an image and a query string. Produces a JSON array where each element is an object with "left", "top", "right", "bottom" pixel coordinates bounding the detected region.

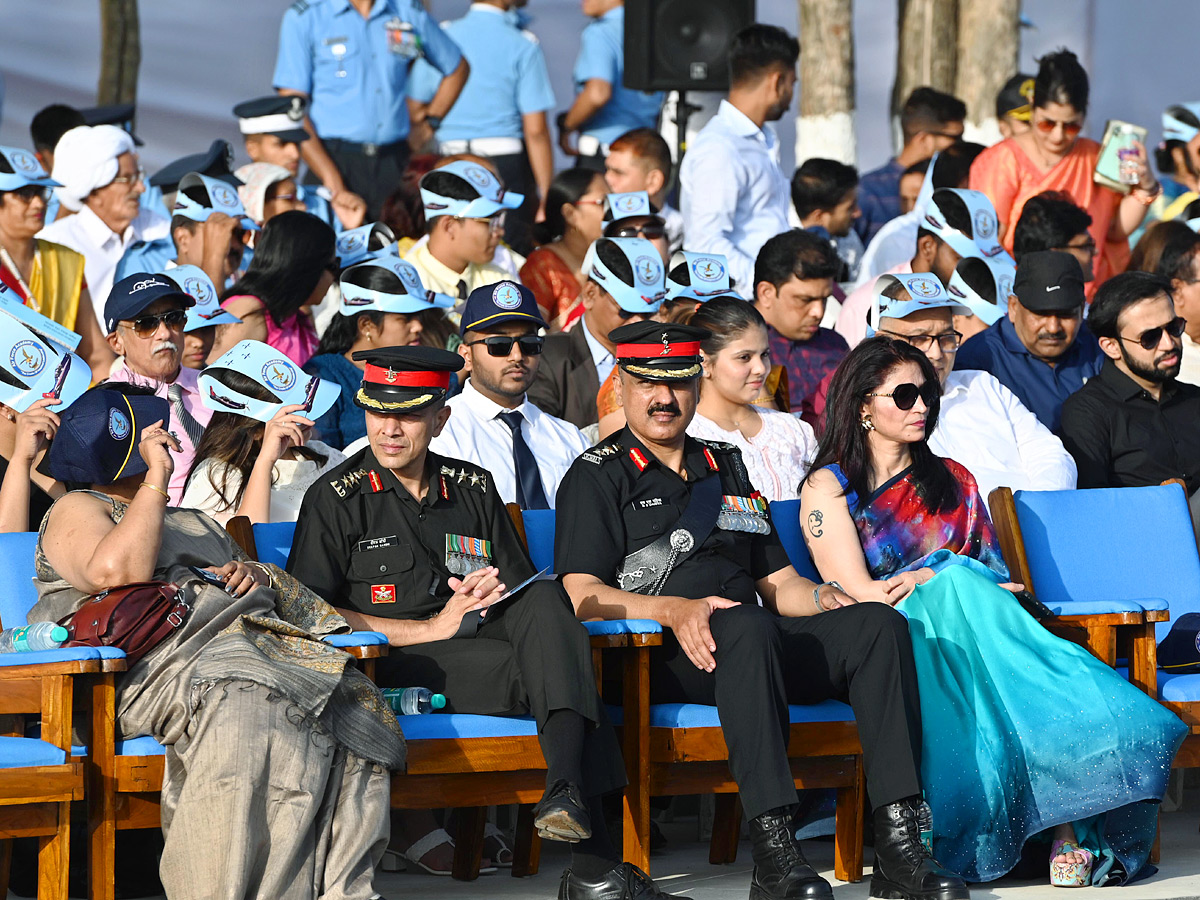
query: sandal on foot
[
  {"left": 400, "top": 827, "right": 498, "bottom": 876},
  {"left": 1050, "top": 839, "right": 1093, "bottom": 887},
  {"left": 483, "top": 823, "right": 514, "bottom": 868}
]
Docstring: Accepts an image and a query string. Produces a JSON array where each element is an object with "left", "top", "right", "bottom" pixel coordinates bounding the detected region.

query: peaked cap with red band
[
  {"left": 609, "top": 321, "right": 710, "bottom": 382},
  {"left": 350, "top": 346, "right": 463, "bottom": 413}
]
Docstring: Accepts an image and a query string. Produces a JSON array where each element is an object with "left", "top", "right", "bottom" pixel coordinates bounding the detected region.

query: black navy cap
[
  {"left": 350, "top": 346, "right": 464, "bottom": 413},
  {"left": 104, "top": 273, "right": 194, "bottom": 334},
  {"left": 996, "top": 74, "right": 1034, "bottom": 121},
  {"left": 79, "top": 103, "right": 143, "bottom": 146},
  {"left": 44, "top": 386, "right": 169, "bottom": 485},
  {"left": 460, "top": 281, "right": 547, "bottom": 336},
  {"left": 609, "top": 321, "right": 710, "bottom": 382},
  {"left": 233, "top": 95, "right": 310, "bottom": 144},
  {"left": 150, "top": 140, "right": 241, "bottom": 191},
  {"left": 1012, "top": 251, "right": 1087, "bottom": 312}
]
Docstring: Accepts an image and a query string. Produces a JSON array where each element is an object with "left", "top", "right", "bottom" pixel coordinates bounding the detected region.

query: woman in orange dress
[
  {"left": 519, "top": 169, "right": 607, "bottom": 332},
  {"left": 970, "top": 50, "right": 1159, "bottom": 298}
]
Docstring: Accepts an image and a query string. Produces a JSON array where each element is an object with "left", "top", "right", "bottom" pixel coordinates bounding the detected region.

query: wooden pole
[
  {"left": 797, "top": 0, "right": 857, "bottom": 166},
  {"left": 955, "top": 0, "right": 1020, "bottom": 145},
  {"left": 97, "top": 0, "right": 140, "bottom": 106},
  {"left": 891, "top": 0, "right": 958, "bottom": 151}
]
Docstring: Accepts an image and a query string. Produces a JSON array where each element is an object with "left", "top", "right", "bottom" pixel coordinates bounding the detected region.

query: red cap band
[
  {"left": 616, "top": 341, "right": 702, "bottom": 359},
  {"left": 363, "top": 364, "right": 450, "bottom": 389}
]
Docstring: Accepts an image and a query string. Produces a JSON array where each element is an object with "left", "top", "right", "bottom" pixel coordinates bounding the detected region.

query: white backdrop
[{"left": 1, "top": 0, "right": 1196, "bottom": 180}]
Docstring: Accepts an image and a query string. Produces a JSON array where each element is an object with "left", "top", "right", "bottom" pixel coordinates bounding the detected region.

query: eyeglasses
[
  {"left": 7, "top": 185, "right": 51, "bottom": 203},
  {"left": 456, "top": 213, "right": 506, "bottom": 232},
  {"left": 1057, "top": 237, "right": 1097, "bottom": 256},
  {"left": 878, "top": 330, "right": 963, "bottom": 353},
  {"left": 122, "top": 308, "right": 187, "bottom": 336},
  {"left": 464, "top": 335, "right": 545, "bottom": 356},
  {"left": 1118, "top": 316, "right": 1186, "bottom": 351},
  {"left": 109, "top": 166, "right": 146, "bottom": 186},
  {"left": 574, "top": 198, "right": 606, "bottom": 208},
  {"left": 866, "top": 381, "right": 938, "bottom": 411},
  {"left": 1034, "top": 116, "right": 1083, "bottom": 138},
  {"left": 610, "top": 222, "right": 666, "bottom": 240},
  {"left": 271, "top": 192, "right": 299, "bottom": 202}
]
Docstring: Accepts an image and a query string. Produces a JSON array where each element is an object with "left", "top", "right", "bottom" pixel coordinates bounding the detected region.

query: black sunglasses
[
  {"left": 1119, "top": 316, "right": 1186, "bottom": 351},
  {"left": 8, "top": 184, "right": 51, "bottom": 203},
  {"left": 464, "top": 335, "right": 545, "bottom": 357},
  {"left": 610, "top": 222, "right": 666, "bottom": 240},
  {"left": 866, "top": 381, "right": 938, "bottom": 411},
  {"left": 124, "top": 309, "right": 188, "bottom": 336}
]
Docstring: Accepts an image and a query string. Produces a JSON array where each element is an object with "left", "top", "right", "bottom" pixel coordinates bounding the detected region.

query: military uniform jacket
[
  {"left": 554, "top": 427, "right": 791, "bottom": 605},
  {"left": 288, "top": 447, "right": 535, "bottom": 620}
]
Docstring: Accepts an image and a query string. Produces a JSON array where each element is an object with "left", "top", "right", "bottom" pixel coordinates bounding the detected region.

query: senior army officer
[
  {"left": 554, "top": 322, "right": 972, "bottom": 900},
  {"left": 287, "top": 346, "right": 677, "bottom": 900}
]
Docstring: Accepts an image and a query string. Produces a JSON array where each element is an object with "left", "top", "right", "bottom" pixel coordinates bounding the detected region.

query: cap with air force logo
[
  {"left": 0, "top": 146, "right": 61, "bottom": 192},
  {"left": 418, "top": 160, "right": 524, "bottom": 219},
  {"left": 339, "top": 258, "right": 455, "bottom": 316},
  {"left": 200, "top": 339, "right": 341, "bottom": 423},
  {"left": 460, "top": 280, "right": 547, "bottom": 334},
  {"left": 167, "top": 265, "right": 242, "bottom": 331},
  {"left": 104, "top": 272, "right": 195, "bottom": 335},
  {"left": 947, "top": 257, "right": 1015, "bottom": 326},
  {"left": 582, "top": 237, "right": 666, "bottom": 313},
  {"left": 173, "top": 172, "right": 258, "bottom": 231},
  {"left": 869, "top": 272, "right": 969, "bottom": 333},
  {"left": 666, "top": 251, "right": 741, "bottom": 303},
  {"left": 233, "top": 95, "right": 310, "bottom": 143}
]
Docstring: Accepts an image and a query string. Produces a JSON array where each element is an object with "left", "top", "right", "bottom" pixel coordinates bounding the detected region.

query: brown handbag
[{"left": 58, "top": 581, "right": 191, "bottom": 664}]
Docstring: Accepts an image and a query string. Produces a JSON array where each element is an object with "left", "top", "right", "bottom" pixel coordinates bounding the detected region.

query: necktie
[
  {"left": 457, "top": 280, "right": 469, "bottom": 301},
  {"left": 167, "top": 382, "right": 203, "bottom": 447},
  {"left": 498, "top": 410, "right": 549, "bottom": 510}
]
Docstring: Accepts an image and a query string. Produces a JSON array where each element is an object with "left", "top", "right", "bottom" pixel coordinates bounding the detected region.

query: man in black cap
[
  {"left": 80, "top": 103, "right": 143, "bottom": 146},
  {"left": 555, "top": 321, "right": 971, "bottom": 900},
  {"left": 431, "top": 281, "right": 589, "bottom": 507},
  {"left": 148, "top": 140, "right": 242, "bottom": 214},
  {"left": 287, "top": 345, "right": 676, "bottom": 900},
  {"left": 955, "top": 250, "right": 1104, "bottom": 432},
  {"left": 233, "top": 95, "right": 365, "bottom": 230}
]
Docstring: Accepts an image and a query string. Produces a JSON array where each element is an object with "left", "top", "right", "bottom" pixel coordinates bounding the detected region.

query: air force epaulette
[
  {"left": 289, "top": 0, "right": 310, "bottom": 13},
  {"left": 581, "top": 441, "right": 622, "bottom": 465}
]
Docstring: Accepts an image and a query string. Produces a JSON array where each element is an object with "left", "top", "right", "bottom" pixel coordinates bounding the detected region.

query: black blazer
[{"left": 528, "top": 324, "right": 600, "bottom": 430}]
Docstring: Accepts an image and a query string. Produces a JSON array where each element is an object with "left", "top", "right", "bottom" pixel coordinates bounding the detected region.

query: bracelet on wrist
[
  {"left": 813, "top": 580, "right": 844, "bottom": 613},
  {"left": 139, "top": 482, "right": 170, "bottom": 501}
]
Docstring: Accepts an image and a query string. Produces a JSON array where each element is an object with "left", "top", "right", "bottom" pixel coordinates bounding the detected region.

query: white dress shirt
[
  {"left": 680, "top": 100, "right": 790, "bottom": 291},
  {"left": 579, "top": 316, "right": 615, "bottom": 385},
  {"left": 930, "top": 369, "right": 1077, "bottom": 501},
  {"left": 38, "top": 205, "right": 171, "bottom": 325},
  {"left": 1178, "top": 331, "right": 1200, "bottom": 387},
  {"left": 430, "top": 379, "right": 590, "bottom": 506}
]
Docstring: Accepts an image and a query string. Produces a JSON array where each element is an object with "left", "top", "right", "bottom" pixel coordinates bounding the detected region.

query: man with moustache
[
  {"left": 555, "top": 321, "right": 971, "bottom": 900},
  {"left": 955, "top": 251, "right": 1103, "bottom": 433},
  {"left": 431, "top": 280, "right": 588, "bottom": 507}
]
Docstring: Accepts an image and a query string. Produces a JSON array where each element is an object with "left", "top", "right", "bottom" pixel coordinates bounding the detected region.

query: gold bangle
[{"left": 139, "top": 482, "right": 170, "bottom": 501}]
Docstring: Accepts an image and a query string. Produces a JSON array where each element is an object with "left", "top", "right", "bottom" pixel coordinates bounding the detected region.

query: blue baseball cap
[
  {"left": 104, "top": 272, "right": 194, "bottom": 335},
  {"left": 582, "top": 237, "right": 666, "bottom": 314},
  {"left": 166, "top": 265, "right": 242, "bottom": 331},
  {"left": 419, "top": 160, "right": 524, "bottom": 219},
  {"left": 339, "top": 258, "right": 455, "bottom": 316},
  {"left": 869, "top": 273, "right": 969, "bottom": 333},
  {"left": 173, "top": 173, "right": 258, "bottom": 231},
  {"left": 0, "top": 146, "right": 60, "bottom": 193},
  {"left": 44, "top": 386, "right": 170, "bottom": 485},
  {"left": 1163, "top": 103, "right": 1200, "bottom": 143},
  {"left": 460, "top": 280, "right": 547, "bottom": 335}
]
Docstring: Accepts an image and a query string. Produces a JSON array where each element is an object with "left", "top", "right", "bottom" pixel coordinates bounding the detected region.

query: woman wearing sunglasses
[
  {"left": 800, "top": 337, "right": 1184, "bottom": 888},
  {"left": 970, "top": 49, "right": 1158, "bottom": 298}
]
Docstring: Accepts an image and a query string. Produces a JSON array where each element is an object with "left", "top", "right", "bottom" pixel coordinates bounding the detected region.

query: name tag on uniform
[
  {"left": 384, "top": 17, "right": 422, "bottom": 59},
  {"left": 445, "top": 534, "right": 492, "bottom": 576},
  {"left": 357, "top": 535, "right": 398, "bottom": 552}
]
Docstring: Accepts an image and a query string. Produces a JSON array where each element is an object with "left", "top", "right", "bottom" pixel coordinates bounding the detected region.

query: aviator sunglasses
[
  {"left": 1119, "top": 316, "right": 1186, "bottom": 351},
  {"left": 123, "top": 309, "right": 188, "bottom": 336},
  {"left": 866, "top": 381, "right": 939, "bottom": 411}
]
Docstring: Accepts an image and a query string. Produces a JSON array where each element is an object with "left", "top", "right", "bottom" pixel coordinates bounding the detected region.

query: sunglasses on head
[
  {"left": 866, "top": 381, "right": 938, "bottom": 411},
  {"left": 1119, "top": 316, "right": 1186, "bottom": 351},
  {"left": 610, "top": 222, "right": 666, "bottom": 240},
  {"left": 464, "top": 334, "right": 545, "bottom": 356},
  {"left": 123, "top": 308, "right": 187, "bottom": 336},
  {"left": 1034, "top": 116, "right": 1083, "bottom": 138}
]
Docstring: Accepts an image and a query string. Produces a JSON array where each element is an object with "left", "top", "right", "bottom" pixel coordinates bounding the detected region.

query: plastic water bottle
[
  {"left": 0, "top": 623, "right": 69, "bottom": 653},
  {"left": 917, "top": 799, "right": 934, "bottom": 854},
  {"left": 382, "top": 687, "right": 446, "bottom": 715}
]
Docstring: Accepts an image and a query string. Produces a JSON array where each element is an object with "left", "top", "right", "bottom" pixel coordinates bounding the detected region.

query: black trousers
[
  {"left": 307, "top": 138, "right": 413, "bottom": 222},
  {"left": 650, "top": 602, "right": 923, "bottom": 822},
  {"left": 376, "top": 581, "right": 627, "bottom": 798},
  {"left": 486, "top": 151, "right": 538, "bottom": 258}
]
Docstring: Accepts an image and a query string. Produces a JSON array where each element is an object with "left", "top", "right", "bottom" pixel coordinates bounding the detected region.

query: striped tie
[{"left": 167, "top": 382, "right": 203, "bottom": 447}]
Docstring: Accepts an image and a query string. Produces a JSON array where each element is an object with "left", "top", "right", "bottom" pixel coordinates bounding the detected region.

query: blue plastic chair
[{"left": 769, "top": 499, "right": 821, "bottom": 581}]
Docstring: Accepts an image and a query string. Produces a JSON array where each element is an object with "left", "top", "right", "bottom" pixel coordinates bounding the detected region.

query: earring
[{"left": 860, "top": 414, "right": 875, "bottom": 432}]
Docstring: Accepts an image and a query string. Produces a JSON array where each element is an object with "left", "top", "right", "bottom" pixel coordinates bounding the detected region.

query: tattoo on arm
[{"left": 807, "top": 510, "right": 824, "bottom": 538}]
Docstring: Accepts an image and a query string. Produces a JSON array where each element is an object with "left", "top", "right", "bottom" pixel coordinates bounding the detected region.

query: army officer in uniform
[
  {"left": 287, "top": 346, "right": 677, "bottom": 900},
  {"left": 554, "top": 322, "right": 972, "bottom": 900}
]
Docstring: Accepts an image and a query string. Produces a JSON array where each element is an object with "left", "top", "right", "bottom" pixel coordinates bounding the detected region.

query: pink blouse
[{"left": 222, "top": 295, "right": 318, "bottom": 367}]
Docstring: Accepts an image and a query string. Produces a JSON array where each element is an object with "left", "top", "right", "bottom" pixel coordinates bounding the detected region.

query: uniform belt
[
  {"left": 615, "top": 473, "right": 721, "bottom": 595},
  {"left": 324, "top": 138, "right": 408, "bottom": 158},
  {"left": 438, "top": 137, "right": 525, "bottom": 156},
  {"left": 576, "top": 135, "right": 611, "bottom": 157}
]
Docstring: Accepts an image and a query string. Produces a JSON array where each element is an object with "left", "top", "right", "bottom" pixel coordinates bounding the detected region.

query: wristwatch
[
  {"left": 813, "top": 580, "right": 844, "bottom": 613},
  {"left": 424, "top": 114, "right": 442, "bottom": 132}
]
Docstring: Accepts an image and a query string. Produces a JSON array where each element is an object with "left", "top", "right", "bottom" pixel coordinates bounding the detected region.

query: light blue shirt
[
  {"left": 272, "top": 0, "right": 463, "bottom": 144},
  {"left": 579, "top": 316, "right": 615, "bottom": 385},
  {"left": 408, "top": 4, "right": 555, "bottom": 143},
  {"left": 572, "top": 6, "right": 663, "bottom": 145},
  {"left": 679, "top": 100, "right": 791, "bottom": 291}
]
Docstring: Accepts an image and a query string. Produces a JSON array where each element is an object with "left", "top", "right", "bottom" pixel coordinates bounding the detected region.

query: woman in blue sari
[{"left": 800, "top": 337, "right": 1185, "bottom": 887}]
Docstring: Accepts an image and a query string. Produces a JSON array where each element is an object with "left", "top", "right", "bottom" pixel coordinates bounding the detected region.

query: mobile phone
[
  {"left": 1012, "top": 589, "right": 1054, "bottom": 621},
  {"left": 189, "top": 565, "right": 227, "bottom": 587}
]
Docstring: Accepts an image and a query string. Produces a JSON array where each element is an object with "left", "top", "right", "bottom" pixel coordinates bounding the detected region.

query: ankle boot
[
  {"left": 870, "top": 798, "right": 970, "bottom": 900},
  {"left": 748, "top": 805, "right": 833, "bottom": 900}
]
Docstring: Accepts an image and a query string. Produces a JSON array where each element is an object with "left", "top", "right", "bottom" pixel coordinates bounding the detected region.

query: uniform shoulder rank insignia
[
  {"left": 329, "top": 467, "right": 367, "bottom": 499},
  {"left": 289, "top": 0, "right": 309, "bottom": 13},
  {"left": 368, "top": 470, "right": 384, "bottom": 493},
  {"left": 441, "top": 464, "right": 487, "bottom": 493},
  {"left": 581, "top": 441, "right": 622, "bottom": 465},
  {"left": 701, "top": 446, "right": 720, "bottom": 472},
  {"left": 629, "top": 447, "right": 649, "bottom": 471}
]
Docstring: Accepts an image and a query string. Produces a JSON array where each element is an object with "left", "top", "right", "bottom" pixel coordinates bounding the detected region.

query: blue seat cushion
[
  {"left": 117, "top": 735, "right": 166, "bottom": 756},
  {"left": 649, "top": 700, "right": 855, "bottom": 728},
  {"left": 0, "top": 736, "right": 66, "bottom": 768},
  {"left": 583, "top": 619, "right": 662, "bottom": 636},
  {"left": 1043, "top": 598, "right": 1148, "bottom": 616},
  {"left": 398, "top": 713, "right": 539, "bottom": 740},
  {"left": 1159, "top": 671, "right": 1200, "bottom": 704},
  {"left": 0, "top": 645, "right": 128, "bottom": 667},
  {"left": 323, "top": 631, "right": 388, "bottom": 647}
]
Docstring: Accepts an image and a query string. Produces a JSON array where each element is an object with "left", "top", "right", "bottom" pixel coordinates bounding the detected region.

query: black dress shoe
[
  {"left": 870, "top": 798, "right": 970, "bottom": 900},
  {"left": 558, "top": 862, "right": 681, "bottom": 899},
  {"left": 749, "top": 805, "right": 833, "bottom": 900},
  {"left": 533, "top": 779, "right": 592, "bottom": 842}
]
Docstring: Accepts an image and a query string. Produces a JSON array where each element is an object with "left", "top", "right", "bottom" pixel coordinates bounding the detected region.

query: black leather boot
[
  {"left": 748, "top": 805, "right": 833, "bottom": 900},
  {"left": 870, "top": 798, "right": 970, "bottom": 900},
  {"left": 558, "top": 862, "right": 682, "bottom": 899}
]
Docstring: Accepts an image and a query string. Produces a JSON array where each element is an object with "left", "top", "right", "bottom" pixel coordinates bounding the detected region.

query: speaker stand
[{"left": 672, "top": 91, "right": 705, "bottom": 164}]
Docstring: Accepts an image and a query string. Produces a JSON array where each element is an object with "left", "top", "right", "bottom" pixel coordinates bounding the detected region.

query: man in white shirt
[
  {"left": 432, "top": 281, "right": 589, "bottom": 507},
  {"left": 38, "top": 125, "right": 170, "bottom": 323},
  {"left": 869, "top": 272, "right": 1076, "bottom": 500},
  {"left": 680, "top": 25, "right": 797, "bottom": 290}
]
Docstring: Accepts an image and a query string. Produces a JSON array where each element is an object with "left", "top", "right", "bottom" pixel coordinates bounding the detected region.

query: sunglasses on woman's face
[
  {"left": 1120, "top": 316, "right": 1186, "bottom": 351},
  {"left": 463, "top": 334, "right": 545, "bottom": 357},
  {"left": 867, "top": 381, "right": 938, "bottom": 411},
  {"left": 124, "top": 308, "right": 188, "bottom": 337},
  {"left": 1034, "top": 116, "right": 1083, "bottom": 138}
]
